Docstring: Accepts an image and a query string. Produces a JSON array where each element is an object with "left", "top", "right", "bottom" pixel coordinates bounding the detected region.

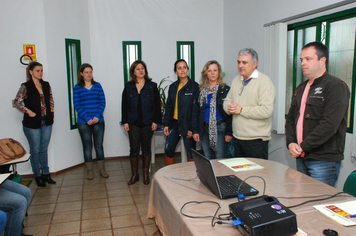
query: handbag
[{"left": 0, "top": 138, "right": 26, "bottom": 165}]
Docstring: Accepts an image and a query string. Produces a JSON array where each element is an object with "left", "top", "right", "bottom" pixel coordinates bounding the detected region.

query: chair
[{"left": 343, "top": 170, "right": 356, "bottom": 197}]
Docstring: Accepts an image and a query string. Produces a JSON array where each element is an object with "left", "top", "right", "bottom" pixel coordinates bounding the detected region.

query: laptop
[{"left": 191, "top": 149, "right": 259, "bottom": 199}]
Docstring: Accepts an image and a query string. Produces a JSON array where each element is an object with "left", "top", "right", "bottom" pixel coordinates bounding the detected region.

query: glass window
[
  {"left": 65, "top": 38, "right": 82, "bottom": 130},
  {"left": 122, "top": 41, "right": 141, "bottom": 83},
  {"left": 177, "top": 41, "right": 195, "bottom": 80},
  {"left": 287, "top": 8, "right": 356, "bottom": 132}
]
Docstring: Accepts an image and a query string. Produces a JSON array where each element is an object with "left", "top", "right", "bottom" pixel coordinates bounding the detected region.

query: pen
[{"left": 349, "top": 214, "right": 356, "bottom": 217}]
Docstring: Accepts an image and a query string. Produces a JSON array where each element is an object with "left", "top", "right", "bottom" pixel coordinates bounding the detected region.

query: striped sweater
[{"left": 73, "top": 82, "right": 106, "bottom": 123}]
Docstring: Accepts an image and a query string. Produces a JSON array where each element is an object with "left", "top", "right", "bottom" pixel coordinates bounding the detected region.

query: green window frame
[
  {"left": 177, "top": 41, "right": 195, "bottom": 81},
  {"left": 122, "top": 41, "right": 142, "bottom": 84},
  {"left": 65, "top": 38, "right": 82, "bottom": 130},
  {"left": 287, "top": 8, "right": 356, "bottom": 133}
]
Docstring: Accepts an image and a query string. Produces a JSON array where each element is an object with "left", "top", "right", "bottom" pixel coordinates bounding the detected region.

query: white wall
[{"left": 223, "top": 0, "right": 356, "bottom": 189}]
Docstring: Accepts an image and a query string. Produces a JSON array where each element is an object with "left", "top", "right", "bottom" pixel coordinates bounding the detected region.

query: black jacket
[
  {"left": 285, "top": 72, "right": 350, "bottom": 161},
  {"left": 121, "top": 81, "right": 162, "bottom": 126},
  {"left": 163, "top": 78, "right": 199, "bottom": 136},
  {"left": 192, "top": 85, "right": 232, "bottom": 136},
  {"left": 22, "top": 79, "right": 54, "bottom": 129}
]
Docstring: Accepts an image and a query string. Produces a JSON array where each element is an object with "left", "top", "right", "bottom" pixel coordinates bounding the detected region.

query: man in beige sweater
[{"left": 223, "top": 48, "right": 276, "bottom": 159}]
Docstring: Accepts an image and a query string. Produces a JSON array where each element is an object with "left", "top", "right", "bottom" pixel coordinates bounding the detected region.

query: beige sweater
[{"left": 223, "top": 71, "right": 276, "bottom": 141}]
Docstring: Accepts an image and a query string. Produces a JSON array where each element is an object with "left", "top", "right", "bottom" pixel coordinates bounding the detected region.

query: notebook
[{"left": 191, "top": 149, "right": 259, "bottom": 199}]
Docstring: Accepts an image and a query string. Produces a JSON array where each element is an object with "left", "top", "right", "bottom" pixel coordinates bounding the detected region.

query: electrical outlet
[{"left": 351, "top": 151, "right": 356, "bottom": 163}]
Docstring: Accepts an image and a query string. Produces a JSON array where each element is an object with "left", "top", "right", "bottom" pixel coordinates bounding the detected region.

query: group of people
[{"left": 0, "top": 40, "right": 349, "bottom": 236}]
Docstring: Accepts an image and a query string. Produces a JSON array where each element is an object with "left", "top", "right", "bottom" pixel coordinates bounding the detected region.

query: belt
[{"left": 204, "top": 119, "right": 223, "bottom": 128}]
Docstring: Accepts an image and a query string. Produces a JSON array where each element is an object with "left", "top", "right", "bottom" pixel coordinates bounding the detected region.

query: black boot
[
  {"left": 41, "top": 174, "right": 56, "bottom": 184},
  {"left": 128, "top": 157, "right": 139, "bottom": 185},
  {"left": 35, "top": 176, "right": 46, "bottom": 187},
  {"left": 143, "top": 155, "right": 151, "bottom": 185}
]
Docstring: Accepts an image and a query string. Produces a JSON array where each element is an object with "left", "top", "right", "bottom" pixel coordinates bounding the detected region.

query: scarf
[{"left": 199, "top": 83, "right": 219, "bottom": 151}]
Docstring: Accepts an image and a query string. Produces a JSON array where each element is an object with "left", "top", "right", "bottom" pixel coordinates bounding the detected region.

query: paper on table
[
  {"left": 313, "top": 200, "right": 356, "bottom": 226},
  {"left": 218, "top": 158, "right": 263, "bottom": 172}
]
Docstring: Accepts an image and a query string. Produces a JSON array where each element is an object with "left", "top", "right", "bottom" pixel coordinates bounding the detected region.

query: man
[
  {"left": 223, "top": 48, "right": 276, "bottom": 159},
  {"left": 285, "top": 41, "right": 350, "bottom": 187}
]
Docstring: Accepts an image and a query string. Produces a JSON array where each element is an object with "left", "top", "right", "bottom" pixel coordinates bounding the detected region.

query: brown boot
[
  {"left": 128, "top": 157, "right": 139, "bottom": 185},
  {"left": 143, "top": 155, "right": 151, "bottom": 185},
  {"left": 85, "top": 162, "right": 94, "bottom": 180},
  {"left": 97, "top": 160, "right": 109, "bottom": 178},
  {"left": 165, "top": 156, "right": 175, "bottom": 166}
]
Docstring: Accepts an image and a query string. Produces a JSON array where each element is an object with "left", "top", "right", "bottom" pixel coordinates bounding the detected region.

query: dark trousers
[
  {"left": 128, "top": 125, "right": 153, "bottom": 157},
  {"left": 233, "top": 138, "right": 269, "bottom": 159}
]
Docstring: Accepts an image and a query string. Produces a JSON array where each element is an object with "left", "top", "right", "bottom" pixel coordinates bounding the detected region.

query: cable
[
  {"left": 286, "top": 192, "right": 345, "bottom": 208},
  {"left": 237, "top": 175, "right": 266, "bottom": 201}
]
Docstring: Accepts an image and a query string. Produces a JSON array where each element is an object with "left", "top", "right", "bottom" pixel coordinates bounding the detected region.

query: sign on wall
[{"left": 23, "top": 44, "right": 36, "bottom": 61}]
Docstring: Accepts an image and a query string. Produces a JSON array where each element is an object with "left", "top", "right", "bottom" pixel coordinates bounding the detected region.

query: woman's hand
[
  {"left": 92, "top": 117, "right": 99, "bottom": 124},
  {"left": 187, "top": 131, "right": 193, "bottom": 138},
  {"left": 225, "top": 135, "right": 233, "bottom": 143},
  {"left": 26, "top": 109, "right": 36, "bottom": 117},
  {"left": 193, "top": 134, "right": 200, "bottom": 142},
  {"left": 164, "top": 127, "right": 169, "bottom": 136},
  {"left": 151, "top": 122, "right": 157, "bottom": 131},
  {"left": 124, "top": 123, "right": 129, "bottom": 132}
]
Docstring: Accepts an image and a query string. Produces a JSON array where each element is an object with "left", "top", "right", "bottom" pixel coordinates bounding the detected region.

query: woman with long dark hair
[
  {"left": 163, "top": 59, "right": 199, "bottom": 165},
  {"left": 121, "top": 60, "right": 161, "bottom": 185},
  {"left": 73, "top": 63, "right": 108, "bottom": 180},
  {"left": 14, "top": 61, "right": 55, "bottom": 187}
]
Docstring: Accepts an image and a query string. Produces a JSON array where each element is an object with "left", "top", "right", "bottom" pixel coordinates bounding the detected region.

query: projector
[{"left": 229, "top": 195, "right": 298, "bottom": 236}]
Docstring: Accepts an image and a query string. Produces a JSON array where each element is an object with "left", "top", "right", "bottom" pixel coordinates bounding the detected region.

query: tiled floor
[{"left": 22, "top": 154, "right": 170, "bottom": 236}]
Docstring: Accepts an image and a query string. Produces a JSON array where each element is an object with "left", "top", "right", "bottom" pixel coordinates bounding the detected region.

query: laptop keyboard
[{"left": 217, "top": 176, "right": 242, "bottom": 194}]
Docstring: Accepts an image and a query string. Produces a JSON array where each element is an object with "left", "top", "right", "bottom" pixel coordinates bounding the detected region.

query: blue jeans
[
  {"left": 0, "top": 210, "right": 6, "bottom": 234},
  {"left": 296, "top": 158, "right": 341, "bottom": 187},
  {"left": 77, "top": 121, "right": 105, "bottom": 162},
  {"left": 165, "top": 120, "right": 196, "bottom": 159},
  {"left": 233, "top": 138, "right": 269, "bottom": 159},
  {"left": 23, "top": 119, "right": 52, "bottom": 177},
  {"left": 201, "top": 122, "right": 227, "bottom": 159},
  {"left": 0, "top": 180, "right": 31, "bottom": 236}
]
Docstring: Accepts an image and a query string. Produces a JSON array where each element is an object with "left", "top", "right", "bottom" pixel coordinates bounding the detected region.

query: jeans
[
  {"left": 165, "top": 120, "right": 196, "bottom": 159},
  {"left": 296, "top": 158, "right": 341, "bottom": 187},
  {"left": 77, "top": 121, "right": 105, "bottom": 162},
  {"left": 233, "top": 138, "right": 269, "bottom": 159},
  {"left": 0, "top": 210, "right": 6, "bottom": 234},
  {"left": 201, "top": 122, "right": 227, "bottom": 159},
  {"left": 128, "top": 125, "right": 153, "bottom": 157},
  {"left": 23, "top": 119, "right": 52, "bottom": 177},
  {"left": 0, "top": 180, "right": 31, "bottom": 236}
]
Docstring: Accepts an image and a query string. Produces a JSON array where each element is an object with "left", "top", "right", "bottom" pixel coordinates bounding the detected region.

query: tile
[
  {"left": 107, "top": 188, "right": 131, "bottom": 198},
  {"left": 132, "top": 194, "right": 147, "bottom": 204},
  {"left": 63, "top": 173, "right": 84, "bottom": 180},
  {"left": 34, "top": 187, "right": 61, "bottom": 197},
  {"left": 24, "top": 213, "right": 52, "bottom": 227},
  {"left": 112, "top": 214, "right": 141, "bottom": 228},
  {"left": 48, "top": 221, "right": 80, "bottom": 235},
  {"left": 57, "top": 192, "right": 83, "bottom": 202},
  {"left": 61, "top": 178, "right": 84, "bottom": 187},
  {"left": 83, "top": 183, "right": 107, "bottom": 192},
  {"left": 82, "top": 207, "right": 110, "bottom": 220},
  {"left": 82, "top": 230, "right": 113, "bottom": 236},
  {"left": 23, "top": 224, "right": 50, "bottom": 236},
  {"left": 28, "top": 203, "right": 56, "bottom": 215},
  {"left": 31, "top": 194, "right": 58, "bottom": 205},
  {"left": 55, "top": 201, "right": 82, "bottom": 212},
  {"left": 81, "top": 218, "right": 112, "bottom": 232},
  {"left": 129, "top": 185, "right": 149, "bottom": 195},
  {"left": 107, "top": 181, "right": 130, "bottom": 190},
  {"left": 108, "top": 196, "right": 134, "bottom": 207},
  {"left": 83, "top": 190, "right": 107, "bottom": 200},
  {"left": 52, "top": 210, "right": 81, "bottom": 223},
  {"left": 110, "top": 204, "right": 137, "bottom": 217},
  {"left": 82, "top": 198, "right": 108, "bottom": 209},
  {"left": 60, "top": 185, "right": 83, "bottom": 194},
  {"left": 113, "top": 226, "right": 145, "bottom": 236}
]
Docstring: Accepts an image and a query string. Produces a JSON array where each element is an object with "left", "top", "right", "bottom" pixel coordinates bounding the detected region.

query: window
[
  {"left": 65, "top": 38, "right": 82, "bottom": 130},
  {"left": 122, "top": 41, "right": 141, "bottom": 83},
  {"left": 177, "top": 41, "right": 195, "bottom": 80},
  {"left": 287, "top": 8, "right": 356, "bottom": 133}
]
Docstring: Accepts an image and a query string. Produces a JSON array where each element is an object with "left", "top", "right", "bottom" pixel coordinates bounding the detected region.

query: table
[
  {"left": 147, "top": 158, "right": 356, "bottom": 236},
  {"left": 0, "top": 154, "right": 30, "bottom": 173},
  {"left": 0, "top": 173, "right": 11, "bottom": 186}
]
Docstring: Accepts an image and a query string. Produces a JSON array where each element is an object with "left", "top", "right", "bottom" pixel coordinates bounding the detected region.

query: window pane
[
  {"left": 328, "top": 17, "right": 356, "bottom": 128},
  {"left": 286, "top": 30, "right": 295, "bottom": 113},
  {"left": 122, "top": 41, "right": 141, "bottom": 83},
  {"left": 177, "top": 41, "right": 195, "bottom": 80}
]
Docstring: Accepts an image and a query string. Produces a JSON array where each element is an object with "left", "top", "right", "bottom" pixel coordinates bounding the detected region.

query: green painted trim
[
  {"left": 176, "top": 41, "right": 195, "bottom": 81},
  {"left": 122, "top": 41, "right": 142, "bottom": 84},
  {"left": 65, "top": 38, "right": 81, "bottom": 130}
]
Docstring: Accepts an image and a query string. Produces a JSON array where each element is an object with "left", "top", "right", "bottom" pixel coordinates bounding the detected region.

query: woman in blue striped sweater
[{"left": 73, "top": 63, "right": 108, "bottom": 180}]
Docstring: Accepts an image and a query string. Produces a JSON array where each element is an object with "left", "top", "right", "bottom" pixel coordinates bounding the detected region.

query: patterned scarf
[{"left": 199, "top": 83, "right": 219, "bottom": 151}]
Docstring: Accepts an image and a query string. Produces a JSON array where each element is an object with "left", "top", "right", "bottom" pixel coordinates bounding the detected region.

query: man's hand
[
  {"left": 164, "top": 127, "right": 170, "bottom": 136},
  {"left": 228, "top": 102, "right": 242, "bottom": 115},
  {"left": 193, "top": 134, "right": 199, "bottom": 142},
  {"left": 288, "top": 143, "right": 303, "bottom": 158}
]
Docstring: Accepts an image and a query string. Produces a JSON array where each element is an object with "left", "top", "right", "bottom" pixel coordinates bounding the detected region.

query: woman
[
  {"left": 73, "top": 63, "right": 108, "bottom": 180},
  {"left": 163, "top": 59, "right": 199, "bottom": 165},
  {"left": 192, "top": 60, "right": 232, "bottom": 159},
  {"left": 0, "top": 180, "right": 32, "bottom": 236},
  {"left": 122, "top": 60, "right": 161, "bottom": 185},
  {"left": 14, "top": 61, "right": 56, "bottom": 187}
]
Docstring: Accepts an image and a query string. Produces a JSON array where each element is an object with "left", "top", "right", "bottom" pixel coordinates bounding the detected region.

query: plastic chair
[{"left": 343, "top": 170, "right": 356, "bottom": 197}]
